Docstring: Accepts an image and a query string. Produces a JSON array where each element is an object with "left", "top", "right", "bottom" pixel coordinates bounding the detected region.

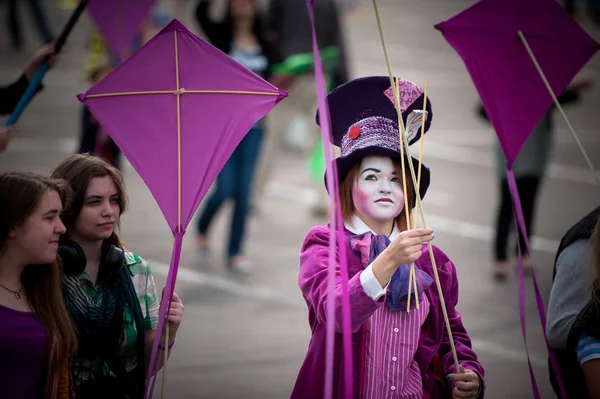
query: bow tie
[{"left": 349, "top": 231, "right": 433, "bottom": 311}]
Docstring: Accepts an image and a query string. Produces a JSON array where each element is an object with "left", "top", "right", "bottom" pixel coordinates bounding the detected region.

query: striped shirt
[
  {"left": 577, "top": 333, "right": 600, "bottom": 366},
  {"left": 71, "top": 251, "right": 160, "bottom": 386},
  {"left": 363, "top": 294, "right": 430, "bottom": 398}
]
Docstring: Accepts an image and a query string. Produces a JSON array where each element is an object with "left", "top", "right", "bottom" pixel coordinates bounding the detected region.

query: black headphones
[{"left": 58, "top": 237, "right": 125, "bottom": 276}]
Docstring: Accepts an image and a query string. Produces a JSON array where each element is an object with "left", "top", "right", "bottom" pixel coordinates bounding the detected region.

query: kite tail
[
  {"left": 506, "top": 168, "right": 568, "bottom": 399},
  {"left": 144, "top": 231, "right": 184, "bottom": 399},
  {"left": 306, "top": 1, "right": 355, "bottom": 398}
]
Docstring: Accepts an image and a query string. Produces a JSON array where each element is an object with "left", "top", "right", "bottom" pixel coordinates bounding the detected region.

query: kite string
[
  {"left": 371, "top": 0, "right": 460, "bottom": 370},
  {"left": 517, "top": 30, "right": 599, "bottom": 186}
]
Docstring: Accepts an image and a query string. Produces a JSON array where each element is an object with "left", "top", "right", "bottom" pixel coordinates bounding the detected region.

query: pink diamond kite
[
  {"left": 87, "top": 0, "right": 156, "bottom": 62},
  {"left": 435, "top": 0, "right": 599, "bottom": 169},
  {"left": 76, "top": 19, "right": 287, "bottom": 397}
]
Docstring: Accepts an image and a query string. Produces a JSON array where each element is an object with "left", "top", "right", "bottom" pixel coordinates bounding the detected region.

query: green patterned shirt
[{"left": 71, "top": 251, "right": 160, "bottom": 385}]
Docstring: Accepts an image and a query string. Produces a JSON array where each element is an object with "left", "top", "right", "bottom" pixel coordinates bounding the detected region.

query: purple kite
[
  {"left": 435, "top": 0, "right": 599, "bottom": 397},
  {"left": 87, "top": 0, "right": 156, "bottom": 62},
  {"left": 76, "top": 19, "right": 287, "bottom": 398},
  {"left": 435, "top": 0, "right": 599, "bottom": 169}
]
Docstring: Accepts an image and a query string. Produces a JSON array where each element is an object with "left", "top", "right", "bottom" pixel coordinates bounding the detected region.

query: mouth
[
  {"left": 98, "top": 222, "right": 115, "bottom": 228},
  {"left": 375, "top": 198, "right": 393, "bottom": 204},
  {"left": 49, "top": 240, "right": 59, "bottom": 247}
]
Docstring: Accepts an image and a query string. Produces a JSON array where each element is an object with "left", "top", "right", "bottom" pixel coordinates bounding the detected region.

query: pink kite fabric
[
  {"left": 435, "top": 0, "right": 599, "bottom": 168},
  {"left": 77, "top": 19, "right": 287, "bottom": 233},
  {"left": 87, "top": 0, "right": 156, "bottom": 62},
  {"left": 77, "top": 19, "right": 287, "bottom": 398}
]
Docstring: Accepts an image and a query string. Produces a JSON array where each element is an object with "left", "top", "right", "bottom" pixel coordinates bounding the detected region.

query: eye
[
  {"left": 110, "top": 198, "right": 119, "bottom": 204},
  {"left": 391, "top": 176, "right": 400, "bottom": 183},
  {"left": 87, "top": 200, "right": 100, "bottom": 206},
  {"left": 364, "top": 174, "right": 377, "bottom": 181}
]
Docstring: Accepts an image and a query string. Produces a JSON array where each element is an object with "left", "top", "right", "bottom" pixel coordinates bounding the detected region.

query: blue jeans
[{"left": 197, "top": 126, "right": 263, "bottom": 259}]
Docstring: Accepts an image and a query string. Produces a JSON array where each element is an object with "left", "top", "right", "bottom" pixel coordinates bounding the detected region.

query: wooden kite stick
[
  {"left": 84, "top": 89, "right": 280, "bottom": 99},
  {"left": 392, "top": 78, "right": 416, "bottom": 312},
  {"left": 408, "top": 80, "right": 429, "bottom": 311},
  {"left": 518, "top": 30, "right": 600, "bottom": 186},
  {"left": 372, "top": 0, "right": 460, "bottom": 370}
]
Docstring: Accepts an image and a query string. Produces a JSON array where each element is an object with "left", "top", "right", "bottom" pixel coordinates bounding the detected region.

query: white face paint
[{"left": 352, "top": 156, "right": 405, "bottom": 226}]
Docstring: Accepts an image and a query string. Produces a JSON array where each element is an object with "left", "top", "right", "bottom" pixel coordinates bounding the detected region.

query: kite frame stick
[
  {"left": 371, "top": 0, "right": 460, "bottom": 370},
  {"left": 394, "top": 78, "right": 417, "bottom": 313},
  {"left": 518, "top": 30, "right": 600, "bottom": 186},
  {"left": 408, "top": 80, "right": 429, "bottom": 312},
  {"left": 84, "top": 89, "right": 281, "bottom": 98}
]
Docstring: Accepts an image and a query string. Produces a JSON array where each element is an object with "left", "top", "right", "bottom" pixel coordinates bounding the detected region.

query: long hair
[
  {"left": 51, "top": 154, "right": 128, "bottom": 251},
  {"left": 0, "top": 172, "right": 78, "bottom": 373},
  {"left": 339, "top": 157, "right": 415, "bottom": 232}
]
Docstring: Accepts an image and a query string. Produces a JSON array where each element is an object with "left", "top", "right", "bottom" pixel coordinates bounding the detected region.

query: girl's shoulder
[{"left": 124, "top": 250, "right": 152, "bottom": 277}]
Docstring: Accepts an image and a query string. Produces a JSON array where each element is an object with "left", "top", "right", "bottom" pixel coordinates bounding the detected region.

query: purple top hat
[{"left": 316, "top": 76, "right": 432, "bottom": 202}]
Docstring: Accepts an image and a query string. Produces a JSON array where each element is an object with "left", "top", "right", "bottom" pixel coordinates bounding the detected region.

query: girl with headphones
[
  {"left": 51, "top": 154, "right": 184, "bottom": 398},
  {"left": 0, "top": 171, "right": 78, "bottom": 398}
]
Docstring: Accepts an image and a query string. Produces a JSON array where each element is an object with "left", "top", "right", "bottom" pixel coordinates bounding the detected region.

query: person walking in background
[
  {"left": 252, "top": 0, "right": 350, "bottom": 218},
  {"left": 477, "top": 79, "right": 594, "bottom": 279},
  {"left": 195, "top": 0, "right": 277, "bottom": 273}
]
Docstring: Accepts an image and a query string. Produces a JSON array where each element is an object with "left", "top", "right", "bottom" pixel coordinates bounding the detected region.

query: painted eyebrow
[
  {"left": 361, "top": 168, "right": 380, "bottom": 174},
  {"left": 360, "top": 168, "right": 397, "bottom": 175}
]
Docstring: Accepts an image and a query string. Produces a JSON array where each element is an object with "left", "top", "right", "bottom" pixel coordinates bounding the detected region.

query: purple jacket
[{"left": 291, "top": 226, "right": 485, "bottom": 398}]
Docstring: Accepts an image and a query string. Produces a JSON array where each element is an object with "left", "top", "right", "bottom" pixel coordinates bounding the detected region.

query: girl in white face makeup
[{"left": 293, "top": 76, "right": 485, "bottom": 399}]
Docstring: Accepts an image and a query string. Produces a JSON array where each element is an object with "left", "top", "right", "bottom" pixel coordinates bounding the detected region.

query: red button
[{"left": 349, "top": 126, "right": 360, "bottom": 139}]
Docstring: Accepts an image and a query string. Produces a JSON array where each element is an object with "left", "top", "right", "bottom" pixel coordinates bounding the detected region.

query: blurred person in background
[
  {"left": 547, "top": 205, "right": 600, "bottom": 398},
  {"left": 4, "top": 0, "right": 54, "bottom": 51},
  {"left": 252, "top": 0, "right": 350, "bottom": 218},
  {"left": 194, "top": 0, "right": 277, "bottom": 273},
  {"left": 0, "top": 44, "right": 59, "bottom": 153},
  {"left": 476, "top": 79, "right": 593, "bottom": 279}
]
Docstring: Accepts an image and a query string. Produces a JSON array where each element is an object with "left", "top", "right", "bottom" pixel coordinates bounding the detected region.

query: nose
[
  {"left": 101, "top": 200, "right": 115, "bottom": 217},
  {"left": 379, "top": 179, "right": 392, "bottom": 193},
  {"left": 56, "top": 219, "right": 66, "bottom": 235}
]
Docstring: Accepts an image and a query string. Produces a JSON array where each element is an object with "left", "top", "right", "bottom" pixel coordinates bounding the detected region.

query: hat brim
[{"left": 324, "top": 147, "right": 430, "bottom": 207}]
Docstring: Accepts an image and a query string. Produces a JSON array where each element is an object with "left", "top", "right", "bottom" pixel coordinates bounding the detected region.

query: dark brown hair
[
  {"left": 339, "top": 157, "right": 415, "bottom": 231},
  {"left": 0, "top": 172, "right": 78, "bottom": 372},
  {"left": 51, "top": 154, "right": 128, "bottom": 240}
]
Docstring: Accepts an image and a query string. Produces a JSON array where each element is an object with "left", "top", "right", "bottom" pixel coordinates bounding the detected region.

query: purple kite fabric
[
  {"left": 77, "top": 20, "right": 287, "bottom": 233},
  {"left": 87, "top": 0, "right": 156, "bottom": 62},
  {"left": 77, "top": 19, "right": 287, "bottom": 398},
  {"left": 435, "top": 0, "right": 599, "bottom": 168}
]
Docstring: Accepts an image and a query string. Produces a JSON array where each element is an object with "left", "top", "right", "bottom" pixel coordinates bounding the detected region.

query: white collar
[{"left": 344, "top": 214, "right": 400, "bottom": 241}]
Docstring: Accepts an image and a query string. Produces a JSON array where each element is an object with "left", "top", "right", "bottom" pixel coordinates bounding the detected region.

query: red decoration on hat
[{"left": 349, "top": 126, "right": 361, "bottom": 139}]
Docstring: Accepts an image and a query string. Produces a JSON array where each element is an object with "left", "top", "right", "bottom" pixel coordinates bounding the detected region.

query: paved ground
[{"left": 1, "top": 0, "right": 599, "bottom": 398}]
